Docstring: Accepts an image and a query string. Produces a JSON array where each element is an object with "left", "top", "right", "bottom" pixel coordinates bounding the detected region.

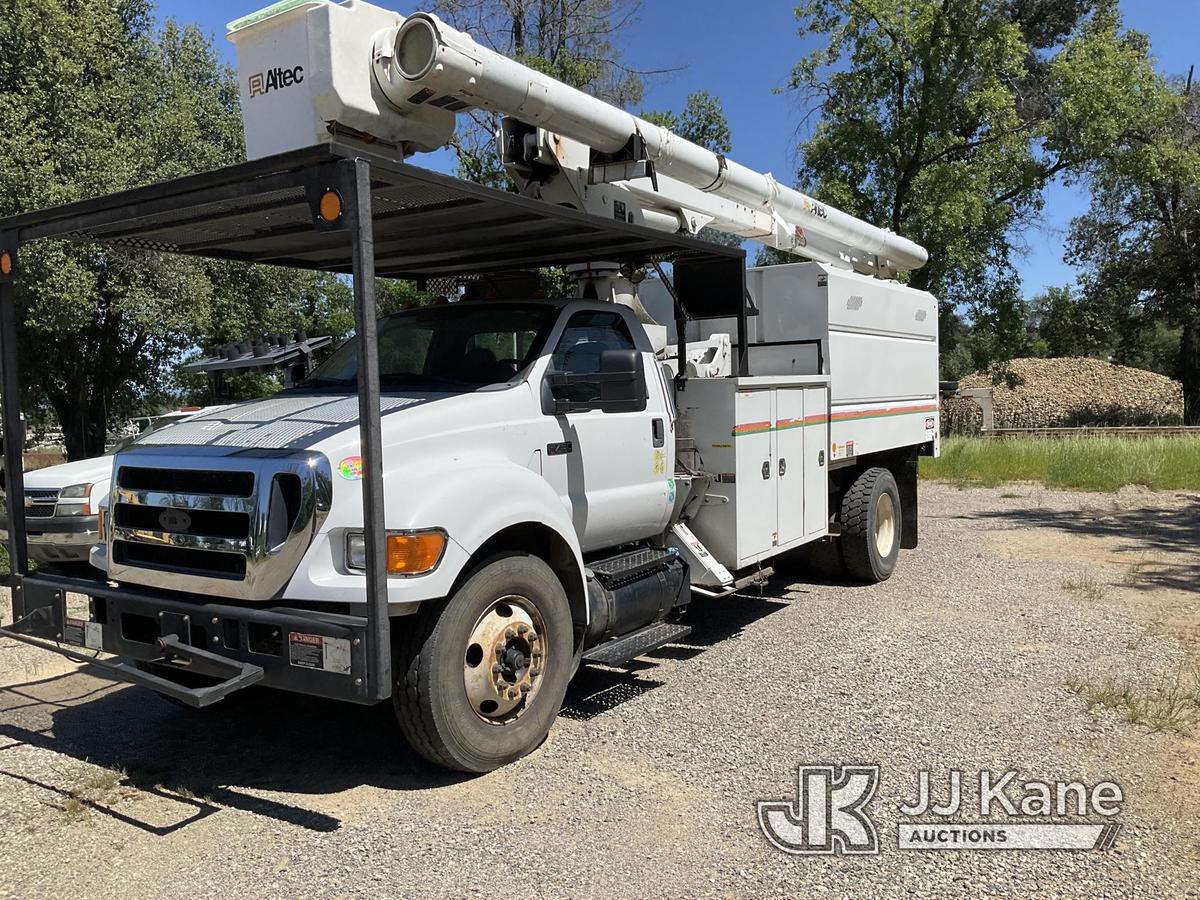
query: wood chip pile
[{"left": 943, "top": 357, "right": 1184, "bottom": 431}]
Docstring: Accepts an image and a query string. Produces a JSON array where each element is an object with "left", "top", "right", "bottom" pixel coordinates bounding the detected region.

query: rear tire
[
  {"left": 839, "top": 467, "right": 901, "bottom": 583},
  {"left": 393, "top": 554, "right": 573, "bottom": 773}
]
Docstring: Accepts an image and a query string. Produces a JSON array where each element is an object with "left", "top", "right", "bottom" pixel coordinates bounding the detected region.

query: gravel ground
[{"left": 1, "top": 482, "right": 1198, "bottom": 899}]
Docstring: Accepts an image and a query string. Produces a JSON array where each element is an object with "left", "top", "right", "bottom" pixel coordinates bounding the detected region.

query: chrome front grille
[
  {"left": 24, "top": 488, "right": 60, "bottom": 518},
  {"left": 107, "top": 448, "right": 332, "bottom": 601}
]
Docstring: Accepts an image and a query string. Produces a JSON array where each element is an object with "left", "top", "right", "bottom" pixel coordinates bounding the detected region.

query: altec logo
[{"left": 248, "top": 65, "right": 305, "bottom": 98}]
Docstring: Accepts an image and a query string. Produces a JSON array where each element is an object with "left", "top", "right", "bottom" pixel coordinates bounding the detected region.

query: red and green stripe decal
[{"left": 732, "top": 403, "right": 938, "bottom": 437}]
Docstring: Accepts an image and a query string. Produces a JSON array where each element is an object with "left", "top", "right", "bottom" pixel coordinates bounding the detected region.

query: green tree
[
  {"left": 0, "top": 2, "right": 246, "bottom": 458},
  {"left": 1029, "top": 285, "right": 1115, "bottom": 359},
  {"left": 782, "top": 0, "right": 1166, "bottom": 375},
  {"left": 0, "top": 1, "right": 422, "bottom": 458},
  {"left": 1067, "top": 66, "right": 1200, "bottom": 421}
]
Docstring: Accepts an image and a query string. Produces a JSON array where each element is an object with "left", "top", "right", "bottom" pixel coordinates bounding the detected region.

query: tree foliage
[
  {"left": 0, "top": 0, "right": 412, "bottom": 458},
  {"left": 783, "top": 0, "right": 1171, "bottom": 376},
  {"left": 1066, "top": 63, "right": 1200, "bottom": 421}
]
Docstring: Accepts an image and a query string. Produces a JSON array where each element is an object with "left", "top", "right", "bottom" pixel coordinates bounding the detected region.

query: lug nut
[
  {"left": 520, "top": 683, "right": 531, "bottom": 694},
  {"left": 504, "top": 628, "right": 516, "bottom": 640},
  {"left": 492, "top": 663, "right": 503, "bottom": 674},
  {"left": 517, "top": 624, "right": 530, "bottom": 636}
]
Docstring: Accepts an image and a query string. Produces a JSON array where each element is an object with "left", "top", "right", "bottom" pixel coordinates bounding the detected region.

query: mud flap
[{"left": 899, "top": 451, "right": 919, "bottom": 550}]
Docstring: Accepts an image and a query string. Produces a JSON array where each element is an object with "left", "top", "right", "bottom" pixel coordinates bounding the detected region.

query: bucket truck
[{"left": 0, "top": 0, "right": 939, "bottom": 772}]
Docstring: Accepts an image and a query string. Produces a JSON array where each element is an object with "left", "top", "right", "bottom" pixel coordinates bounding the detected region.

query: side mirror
[{"left": 546, "top": 348, "right": 648, "bottom": 414}]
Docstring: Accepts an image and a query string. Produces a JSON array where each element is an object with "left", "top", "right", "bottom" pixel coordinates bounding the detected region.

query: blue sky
[{"left": 162, "top": 0, "right": 1197, "bottom": 296}]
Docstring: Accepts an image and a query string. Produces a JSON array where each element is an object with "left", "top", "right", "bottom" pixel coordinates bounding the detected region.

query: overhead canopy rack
[
  {"left": 0, "top": 142, "right": 745, "bottom": 317},
  {"left": 0, "top": 141, "right": 749, "bottom": 708}
]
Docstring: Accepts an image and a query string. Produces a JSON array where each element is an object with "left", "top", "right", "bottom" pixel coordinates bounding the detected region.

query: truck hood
[
  {"left": 131, "top": 391, "right": 448, "bottom": 451},
  {"left": 23, "top": 455, "right": 115, "bottom": 490}
]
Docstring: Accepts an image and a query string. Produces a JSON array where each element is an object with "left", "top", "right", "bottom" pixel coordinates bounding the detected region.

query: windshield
[{"left": 302, "top": 303, "right": 559, "bottom": 390}]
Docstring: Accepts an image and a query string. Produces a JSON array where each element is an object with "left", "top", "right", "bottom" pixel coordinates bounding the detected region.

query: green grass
[
  {"left": 1067, "top": 668, "right": 1200, "bottom": 734},
  {"left": 920, "top": 436, "right": 1200, "bottom": 491}
]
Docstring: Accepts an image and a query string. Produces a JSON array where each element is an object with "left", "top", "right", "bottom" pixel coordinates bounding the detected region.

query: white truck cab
[{"left": 91, "top": 300, "right": 674, "bottom": 617}]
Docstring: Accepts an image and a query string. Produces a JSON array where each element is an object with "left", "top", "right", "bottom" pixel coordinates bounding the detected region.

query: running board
[{"left": 582, "top": 622, "right": 692, "bottom": 666}]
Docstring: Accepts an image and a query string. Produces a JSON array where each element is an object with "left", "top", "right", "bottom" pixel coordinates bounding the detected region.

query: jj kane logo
[
  {"left": 248, "top": 65, "right": 305, "bottom": 99},
  {"left": 759, "top": 764, "right": 1123, "bottom": 856}
]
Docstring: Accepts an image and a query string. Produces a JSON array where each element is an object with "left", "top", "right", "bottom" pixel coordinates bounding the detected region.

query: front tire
[
  {"left": 393, "top": 554, "right": 574, "bottom": 773},
  {"left": 839, "top": 467, "right": 901, "bottom": 583}
]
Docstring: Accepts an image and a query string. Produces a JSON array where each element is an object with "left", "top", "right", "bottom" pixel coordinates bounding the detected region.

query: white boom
[{"left": 229, "top": 1, "right": 928, "bottom": 277}]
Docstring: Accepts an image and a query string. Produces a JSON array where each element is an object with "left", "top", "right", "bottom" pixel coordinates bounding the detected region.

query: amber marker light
[{"left": 318, "top": 189, "right": 343, "bottom": 223}]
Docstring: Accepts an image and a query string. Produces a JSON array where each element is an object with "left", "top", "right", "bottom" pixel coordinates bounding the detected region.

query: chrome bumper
[{"left": 0, "top": 514, "right": 98, "bottom": 561}]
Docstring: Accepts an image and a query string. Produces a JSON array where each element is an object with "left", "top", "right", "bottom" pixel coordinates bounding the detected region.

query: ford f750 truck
[{"left": 0, "top": 1, "right": 937, "bottom": 772}]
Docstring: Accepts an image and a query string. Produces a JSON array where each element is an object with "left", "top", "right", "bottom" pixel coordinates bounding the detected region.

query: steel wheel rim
[
  {"left": 874, "top": 492, "right": 897, "bottom": 557},
  {"left": 462, "top": 594, "right": 548, "bottom": 724}
]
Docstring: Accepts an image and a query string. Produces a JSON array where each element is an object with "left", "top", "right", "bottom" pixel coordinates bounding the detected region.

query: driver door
[{"left": 540, "top": 309, "right": 671, "bottom": 552}]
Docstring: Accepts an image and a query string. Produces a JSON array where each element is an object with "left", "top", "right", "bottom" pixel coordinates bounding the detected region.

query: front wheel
[
  {"left": 839, "top": 467, "right": 901, "bottom": 583},
  {"left": 393, "top": 554, "right": 574, "bottom": 772}
]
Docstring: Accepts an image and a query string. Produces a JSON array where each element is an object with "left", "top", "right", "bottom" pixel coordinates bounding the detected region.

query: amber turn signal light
[
  {"left": 318, "top": 189, "right": 343, "bottom": 223},
  {"left": 0, "top": 251, "right": 12, "bottom": 276},
  {"left": 386, "top": 531, "right": 447, "bottom": 575}
]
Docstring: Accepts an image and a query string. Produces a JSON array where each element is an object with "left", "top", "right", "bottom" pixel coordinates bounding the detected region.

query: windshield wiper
[
  {"left": 380, "top": 373, "right": 476, "bottom": 389},
  {"left": 298, "top": 377, "right": 355, "bottom": 389}
]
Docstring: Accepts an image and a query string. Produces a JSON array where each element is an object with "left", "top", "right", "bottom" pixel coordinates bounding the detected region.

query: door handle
[
  {"left": 761, "top": 461, "right": 771, "bottom": 480},
  {"left": 652, "top": 418, "right": 665, "bottom": 448},
  {"left": 779, "top": 458, "right": 787, "bottom": 477}
]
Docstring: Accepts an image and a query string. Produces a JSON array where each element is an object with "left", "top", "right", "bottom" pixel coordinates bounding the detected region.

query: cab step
[{"left": 582, "top": 621, "right": 692, "bottom": 667}]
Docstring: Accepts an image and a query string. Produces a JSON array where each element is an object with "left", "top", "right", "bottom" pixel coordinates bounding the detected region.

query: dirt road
[{"left": 1, "top": 483, "right": 1198, "bottom": 899}]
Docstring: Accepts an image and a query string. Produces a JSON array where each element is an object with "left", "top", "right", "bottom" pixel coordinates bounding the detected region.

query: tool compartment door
[
  {"left": 802, "top": 384, "right": 829, "bottom": 537},
  {"left": 773, "top": 388, "right": 807, "bottom": 547},
  {"left": 734, "top": 388, "right": 775, "bottom": 563}
]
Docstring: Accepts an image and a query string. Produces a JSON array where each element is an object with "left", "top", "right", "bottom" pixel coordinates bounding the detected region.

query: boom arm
[
  {"left": 374, "top": 12, "right": 927, "bottom": 277},
  {"left": 229, "top": 1, "right": 927, "bottom": 277}
]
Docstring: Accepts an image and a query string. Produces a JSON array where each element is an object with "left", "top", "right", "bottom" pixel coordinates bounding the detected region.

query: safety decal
[
  {"left": 667, "top": 477, "right": 677, "bottom": 504},
  {"left": 63, "top": 617, "right": 103, "bottom": 651},
  {"left": 654, "top": 450, "right": 667, "bottom": 475},
  {"left": 338, "top": 456, "right": 364, "bottom": 481},
  {"left": 288, "top": 632, "right": 352, "bottom": 675}
]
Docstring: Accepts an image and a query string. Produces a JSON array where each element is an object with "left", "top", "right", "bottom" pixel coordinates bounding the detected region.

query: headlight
[
  {"left": 345, "top": 529, "right": 447, "bottom": 576},
  {"left": 59, "top": 483, "right": 92, "bottom": 500},
  {"left": 56, "top": 483, "right": 94, "bottom": 517}
]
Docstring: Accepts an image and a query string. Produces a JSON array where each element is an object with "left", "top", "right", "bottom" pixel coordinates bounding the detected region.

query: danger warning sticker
[
  {"left": 287, "top": 632, "right": 352, "bottom": 675},
  {"left": 63, "top": 617, "right": 103, "bottom": 651}
]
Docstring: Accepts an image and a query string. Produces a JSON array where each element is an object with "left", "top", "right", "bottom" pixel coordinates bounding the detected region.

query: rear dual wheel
[
  {"left": 839, "top": 467, "right": 901, "bottom": 583},
  {"left": 393, "top": 554, "right": 573, "bottom": 773}
]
